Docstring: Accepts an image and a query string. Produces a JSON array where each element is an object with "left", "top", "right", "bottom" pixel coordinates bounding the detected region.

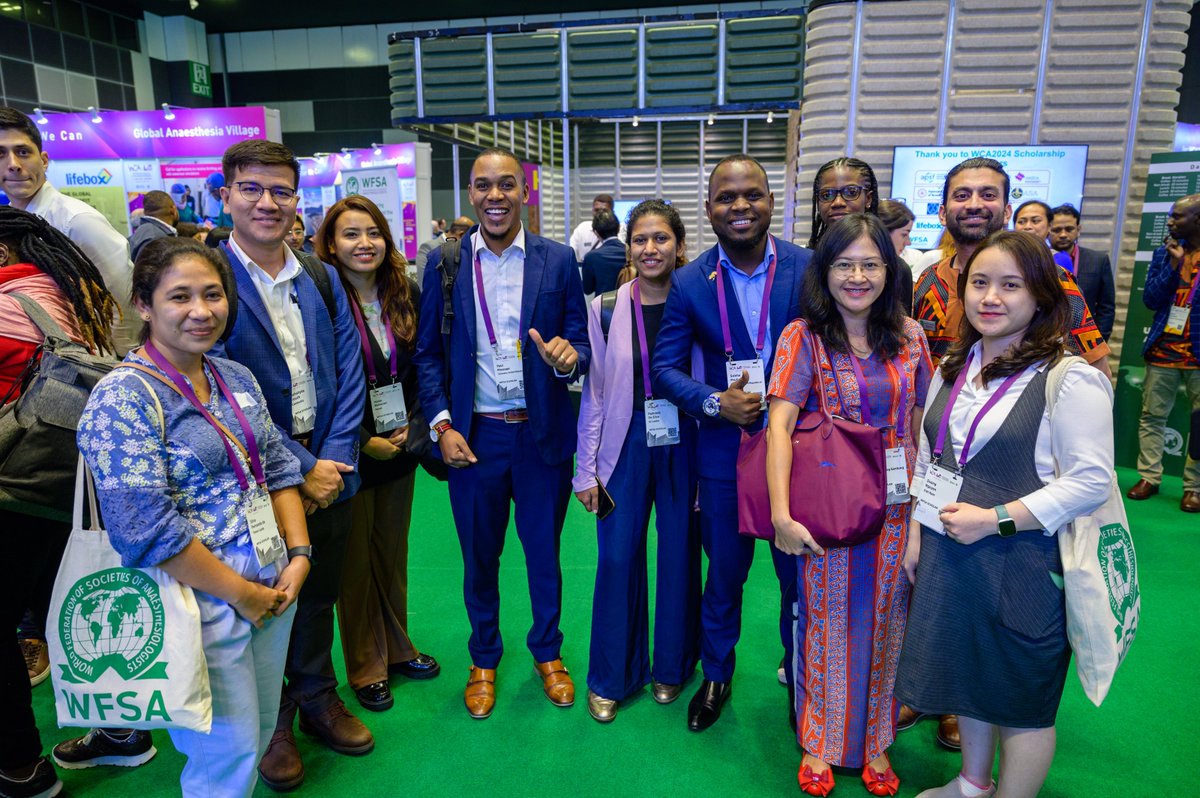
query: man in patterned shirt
[{"left": 913, "top": 157, "right": 1112, "bottom": 378}]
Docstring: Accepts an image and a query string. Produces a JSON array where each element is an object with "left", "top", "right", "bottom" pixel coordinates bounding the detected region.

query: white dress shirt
[
  {"left": 25, "top": 182, "right": 138, "bottom": 352},
  {"left": 227, "top": 233, "right": 310, "bottom": 389},
  {"left": 915, "top": 341, "right": 1114, "bottom": 535},
  {"left": 471, "top": 227, "right": 527, "bottom": 414}
]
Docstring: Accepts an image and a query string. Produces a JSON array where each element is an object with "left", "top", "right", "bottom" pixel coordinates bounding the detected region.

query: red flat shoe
[
  {"left": 861, "top": 763, "right": 900, "bottom": 796},
  {"left": 799, "top": 764, "right": 835, "bottom": 796}
]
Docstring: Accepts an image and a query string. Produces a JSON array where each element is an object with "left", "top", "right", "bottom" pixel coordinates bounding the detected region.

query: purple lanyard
[
  {"left": 144, "top": 340, "right": 265, "bottom": 492},
  {"left": 348, "top": 298, "right": 398, "bottom": 385},
  {"left": 932, "top": 350, "right": 1025, "bottom": 468},
  {"left": 473, "top": 251, "right": 522, "bottom": 350},
  {"left": 846, "top": 352, "right": 907, "bottom": 432},
  {"left": 1070, "top": 244, "right": 1080, "bottom": 276},
  {"left": 631, "top": 280, "right": 655, "bottom": 400},
  {"left": 714, "top": 238, "right": 776, "bottom": 360}
]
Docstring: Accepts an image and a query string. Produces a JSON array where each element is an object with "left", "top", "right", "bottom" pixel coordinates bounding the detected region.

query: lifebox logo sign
[
  {"left": 57, "top": 567, "right": 173, "bottom": 723},
  {"left": 62, "top": 168, "right": 113, "bottom": 187}
]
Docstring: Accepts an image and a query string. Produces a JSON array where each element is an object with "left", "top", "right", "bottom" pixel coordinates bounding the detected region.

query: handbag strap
[
  {"left": 9, "top": 292, "right": 76, "bottom": 343},
  {"left": 806, "top": 328, "right": 834, "bottom": 423},
  {"left": 116, "top": 361, "right": 250, "bottom": 463},
  {"left": 1043, "top": 355, "right": 1086, "bottom": 479}
]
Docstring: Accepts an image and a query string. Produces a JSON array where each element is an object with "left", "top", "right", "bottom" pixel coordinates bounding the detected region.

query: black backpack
[{"left": 599, "top": 289, "right": 617, "bottom": 342}]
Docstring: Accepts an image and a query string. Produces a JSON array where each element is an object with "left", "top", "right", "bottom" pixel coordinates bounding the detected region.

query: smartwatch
[
  {"left": 287, "top": 545, "right": 314, "bottom": 561},
  {"left": 702, "top": 392, "right": 721, "bottom": 418},
  {"left": 994, "top": 505, "right": 1017, "bottom": 538}
]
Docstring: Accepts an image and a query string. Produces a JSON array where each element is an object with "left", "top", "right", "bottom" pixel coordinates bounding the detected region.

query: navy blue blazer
[
  {"left": 651, "top": 237, "right": 812, "bottom": 481},
  {"left": 581, "top": 237, "right": 628, "bottom": 295},
  {"left": 1074, "top": 245, "right": 1115, "bottom": 340},
  {"left": 212, "top": 242, "right": 365, "bottom": 500},
  {"left": 413, "top": 227, "right": 591, "bottom": 467}
]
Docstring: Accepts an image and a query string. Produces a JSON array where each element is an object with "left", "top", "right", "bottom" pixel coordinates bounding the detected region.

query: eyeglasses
[
  {"left": 233, "top": 181, "right": 298, "bottom": 204},
  {"left": 817, "top": 185, "right": 869, "bottom": 204},
  {"left": 831, "top": 260, "right": 884, "bottom": 276}
]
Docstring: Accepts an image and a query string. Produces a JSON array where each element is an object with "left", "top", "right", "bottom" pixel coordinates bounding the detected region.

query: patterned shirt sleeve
[
  {"left": 76, "top": 373, "right": 196, "bottom": 568},
  {"left": 768, "top": 319, "right": 815, "bottom": 407},
  {"left": 1060, "top": 269, "right": 1110, "bottom": 363}
]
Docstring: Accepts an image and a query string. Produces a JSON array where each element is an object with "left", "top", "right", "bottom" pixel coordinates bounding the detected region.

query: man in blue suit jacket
[
  {"left": 414, "top": 148, "right": 590, "bottom": 720},
  {"left": 209, "top": 141, "right": 369, "bottom": 791},
  {"left": 1049, "top": 204, "right": 1116, "bottom": 339},
  {"left": 652, "top": 155, "right": 812, "bottom": 732},
  {"left": 581, "top": 209, "right": 627, "bottom": 294}
]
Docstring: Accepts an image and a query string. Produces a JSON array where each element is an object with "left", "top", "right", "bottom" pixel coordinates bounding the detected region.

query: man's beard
[
  {"left": 718, "top": 226, "right": 768, "bottom": 253},
  {"left": 947, "top": 211, "right": 1003, "bottom": 245}
]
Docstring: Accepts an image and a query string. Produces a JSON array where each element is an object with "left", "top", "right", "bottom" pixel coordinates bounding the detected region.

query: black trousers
[
  {"left": 277, "top": 501, "right": 353, "bottom": 727},
  {"left": 0, "top": 510, "right": 70, "bottom": 770}
]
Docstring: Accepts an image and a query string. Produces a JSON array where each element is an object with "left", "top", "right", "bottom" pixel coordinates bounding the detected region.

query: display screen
[
  {"left": 889, "top": 145, "right": 1089, "bottom": 250},
  {"left": 612, "top": 197, "right": 671, "bottom": 228}
]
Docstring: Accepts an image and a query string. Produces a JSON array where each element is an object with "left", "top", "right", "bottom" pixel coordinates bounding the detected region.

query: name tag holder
[{"left": 632, "top": 280, "right": 679, "bottom": 447}]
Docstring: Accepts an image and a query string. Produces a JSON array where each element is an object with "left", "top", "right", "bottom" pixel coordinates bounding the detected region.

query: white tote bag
[
  {"left": 47, "top": 377, "right": 212, "bottom": 732},
  {"left": 1046, "top": 357, "right": 1140, "bottom": 707}
]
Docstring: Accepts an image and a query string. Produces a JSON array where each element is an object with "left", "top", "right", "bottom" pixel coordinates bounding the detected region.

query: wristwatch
[
  {"left": 994, "top": 505, "right": 1016, "bottom": 538},
  {"left": 702, "top": 392, "right": 721, "bottom": 418},
  {"left": 287, "top": 545, "right": 314, "bottom": 561},
  {"left": 430, "top": 419, "right": 453, "bottom": 443}
]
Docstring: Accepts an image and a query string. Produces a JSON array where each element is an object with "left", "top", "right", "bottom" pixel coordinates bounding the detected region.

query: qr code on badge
[{"left": 893, "top": 483, "right": 907, "bottom": 494}]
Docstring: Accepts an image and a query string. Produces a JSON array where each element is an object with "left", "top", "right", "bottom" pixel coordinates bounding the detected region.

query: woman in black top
[{"left": 315, "top": 196, "right": 440, "bottom": 713}]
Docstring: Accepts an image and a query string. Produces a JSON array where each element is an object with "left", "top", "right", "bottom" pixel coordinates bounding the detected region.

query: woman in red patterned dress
[{"left": 766, "top": 213, "right": 932, "bottom": 796}]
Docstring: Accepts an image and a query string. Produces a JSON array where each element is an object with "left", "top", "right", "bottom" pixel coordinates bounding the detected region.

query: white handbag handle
[{"left": 71, "top": 372, "right": 166, "bottom": 532}]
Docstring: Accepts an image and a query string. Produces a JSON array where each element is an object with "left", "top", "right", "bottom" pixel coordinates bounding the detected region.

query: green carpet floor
[{"left": 33, "top": 466, "right": 1194, "bottom": 796}]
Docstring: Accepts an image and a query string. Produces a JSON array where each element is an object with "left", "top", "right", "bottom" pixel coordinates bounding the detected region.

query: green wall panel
[
  {"left": 645, "top": 23, "right": 718, "bottom": 109},
  {"left": 388, "top": 40, "right": 417, "bottom": 122},
  {"left": 494, "top": 33, "right": 562, "bottom": 115},
  {"left": 725, "top": 16, "right": 804, "bottom": 104},
  {"left": 422, "top": 37, "right": 488, "bottom": 117},
  {"left": 567, "top": 29, "right": 638, "bottom": 112}
]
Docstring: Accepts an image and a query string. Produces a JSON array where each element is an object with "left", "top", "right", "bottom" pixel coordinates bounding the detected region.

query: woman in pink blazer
[{"left": 573, "top": 200, "right": 701, "bottom": 723}]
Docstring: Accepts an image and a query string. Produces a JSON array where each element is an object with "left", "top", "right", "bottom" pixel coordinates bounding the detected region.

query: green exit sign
[{"left": 189, "top": 61, "right": 211, "bottom": 98}]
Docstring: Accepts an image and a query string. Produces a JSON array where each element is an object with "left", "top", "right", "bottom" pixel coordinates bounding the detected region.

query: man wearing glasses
[{"left": 212, "top": 140, "right": 368, "bottom": 791}]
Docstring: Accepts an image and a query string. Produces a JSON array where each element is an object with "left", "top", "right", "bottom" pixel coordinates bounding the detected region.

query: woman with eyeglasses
[
  {"left": 809, "top": 158, "right": 913, "bottom": 314},
  {"left": 767, "top": 214, "right": 933, "bottom": 797}
]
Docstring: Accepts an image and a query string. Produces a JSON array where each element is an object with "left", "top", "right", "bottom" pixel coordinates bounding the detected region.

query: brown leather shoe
[
  {"left": 1183, "top": 491, "right": 1200, "bottom": 513},
  {"left": 258, "top": 728, "right": 304, "bottom": 792},
  {"left": 896, "top": 704, "right": 925, "bottom": 731},
  {"left": 465, "top": 665, "right": 496, "bottom": 719},
  {"left": 533, "top": 658, "right": 575, "bottom": 707},
  {"left": 936, "top": 714, "right": 961, "bottom": 750},
  {"left": 298, "top": 700, "right": 374, "bottom": 755},
  {"left": 1126, "top": 479, "right": 1159, "bottom": 500}
]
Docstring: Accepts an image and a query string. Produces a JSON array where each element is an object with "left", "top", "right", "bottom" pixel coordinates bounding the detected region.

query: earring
[{"left": 142, "top": 315, "right": 150, "bottom": 321}]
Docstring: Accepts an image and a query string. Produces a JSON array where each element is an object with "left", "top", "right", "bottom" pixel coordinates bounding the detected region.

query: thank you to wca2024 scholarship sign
[
  {"left": 890, "top": 145, "right": 1089, "bottom": 250},
  {"left": 1112, "top": 150, "right": 1200, "bottom": 474},
  {"left": 37, "top": 107, "right": 268, "bottom": 160}
]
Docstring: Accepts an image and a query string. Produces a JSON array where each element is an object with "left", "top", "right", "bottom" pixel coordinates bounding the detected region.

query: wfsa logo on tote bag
[
  {"left": 1097, "top": 522, "right": 1139, "bottom": 660},
  {"left": 58, "top": 568, "right": 168, "bottom": 683}
]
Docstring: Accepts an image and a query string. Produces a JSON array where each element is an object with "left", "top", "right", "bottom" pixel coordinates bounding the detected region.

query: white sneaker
[{"left": 916, "top": 775, "right": 996, "bottom": 798}]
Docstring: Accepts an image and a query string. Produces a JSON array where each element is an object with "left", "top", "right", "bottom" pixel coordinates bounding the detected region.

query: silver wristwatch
[{"left": 702, "top": 392, "right": 721, "bottom": 418}]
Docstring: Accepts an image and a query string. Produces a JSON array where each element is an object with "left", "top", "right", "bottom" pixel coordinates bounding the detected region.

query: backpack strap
[
  {"left": 294, "top": 250, "right": 338, "bottom": 324},
  {"left": 599, "top": 290, "right": 618, "bottom": 343},
  {"left": 9, "top": 293, "right": 75, "bottom": 343},
  {"left": 437, "top": 236, "right": 464, "bottom": 337}
]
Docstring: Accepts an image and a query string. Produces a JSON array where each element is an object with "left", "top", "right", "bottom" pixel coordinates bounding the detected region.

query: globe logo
[
  {"left": 58, "top": 568, "right": 167, "bottom": 684},
  {"left": 346, "top": 176, "right": 360, "bottom": 195}
]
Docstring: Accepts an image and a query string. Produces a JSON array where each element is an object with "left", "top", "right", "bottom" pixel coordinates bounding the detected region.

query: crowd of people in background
[{"left": 0, "top": 95, "right": 1192, "bottom": 798}]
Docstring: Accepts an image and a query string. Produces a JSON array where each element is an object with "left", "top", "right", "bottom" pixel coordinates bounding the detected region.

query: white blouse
[
  {"left": 361, "top": 299, "right": 391, "bottom": 361},
  {"left": 914, "top": 341, "right": 1114, "bottom": 534}
]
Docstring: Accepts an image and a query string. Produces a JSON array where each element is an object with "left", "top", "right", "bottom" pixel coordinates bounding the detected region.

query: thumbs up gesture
[
  {"left": 528, "top": 328, "right": 578, "bottom": 373},
  {"left": 719, "top": 369, "right": 764, "bottom": 426}
]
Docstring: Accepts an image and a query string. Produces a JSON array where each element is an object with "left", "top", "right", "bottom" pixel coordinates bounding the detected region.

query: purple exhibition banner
[
  {"left": 32, "top": 107, "right": 269, "bottom": 160},
  {"left": 299, "top": 143, "right": 417, "bottom": 188}
]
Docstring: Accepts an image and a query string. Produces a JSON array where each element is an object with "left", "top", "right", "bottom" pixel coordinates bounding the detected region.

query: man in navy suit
[
  {"left": 414, "top": 148, "right": 590, "bottom": 720},
  {"left": 652, "top": 154, "right": 812, "bottom": 732},
  {"left": 581, "top": 209, "right": 627, "bottom": 294},
  {"left": 210, "top": 140, "right": 369, "bottom": 791},
  {"left": 1050, "top": 204, "right": 1116, "bottom": 340}
]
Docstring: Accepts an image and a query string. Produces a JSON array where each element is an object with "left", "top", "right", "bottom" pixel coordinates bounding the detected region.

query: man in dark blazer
[
  {"left": 1050, "top": 204, "right": 1116, "bottom": 339},
  {"left": 651, "top": 154, "right": 811, "bottom": 732},
  {"left": 581, "top": 209, "right": 626, "bottom": 294},
  {"left": 209, "top": 141, "right": 369, "bottom": 792},
  {"left": 128, "top": 190, "right": 177, "bottom": 262},
  {"left": 414, "top": 148, "right": 590, "bottom": 720}
]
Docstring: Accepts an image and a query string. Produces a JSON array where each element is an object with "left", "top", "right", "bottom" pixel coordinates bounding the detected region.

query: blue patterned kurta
[{"left": 77, "top": 351, "right": 305, "bottom": 568}]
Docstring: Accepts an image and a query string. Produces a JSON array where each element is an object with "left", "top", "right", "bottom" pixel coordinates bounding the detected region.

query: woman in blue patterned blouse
[{"left": 73, "top": 237, "right": 312, "bottom": 798}]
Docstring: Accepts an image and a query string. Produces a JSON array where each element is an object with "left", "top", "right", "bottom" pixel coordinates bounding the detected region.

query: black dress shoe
[
  {"left": 687, "top": 680, "right": 731, "bottom": 732},
  {"left": 390, "top": 653, "right": 441, "bottom": 680},
  {"left": 354, "top": 681, "right": 394, "bottom": 712}
]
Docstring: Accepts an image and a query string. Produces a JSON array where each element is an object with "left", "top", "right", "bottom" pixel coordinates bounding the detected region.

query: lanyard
[
  {"left": 143, "top": 341, "right": 265, "bottom": 492},
  {"left": 631, "top": 280, "right": 655, "bottom": 400},
  {"left": 1070, "top": 244, "right": 1080, "bottom": 276},
  {"left": 932, "top": 350, "right": 1025, "bottom": 467},
  {"left": 347, "top": 298, "right": 398, "bottom": 385},
  {"left": 714, "top": 238, "right": 776, "bottom": 360},
  {"left": 473, "top": 251, "right": 522, "bottom": 351},
  {"left": 846, "top": 351, "right": 907, "bottom": 435}
]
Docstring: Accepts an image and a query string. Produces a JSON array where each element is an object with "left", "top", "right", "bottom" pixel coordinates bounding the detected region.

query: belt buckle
[{"left": 503, "top": 408, "right": 526, "bottom": 424}]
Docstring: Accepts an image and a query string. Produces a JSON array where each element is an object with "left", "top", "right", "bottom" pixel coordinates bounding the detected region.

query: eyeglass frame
[
  {"left": 816, "top": 185, "right": 870, "bottom": 204},
  {"left": 232, "top": 181, "right": 299, "bottom": 204},
  {"left": 829, "top": 259, "right": 885, "bottom": 276}
]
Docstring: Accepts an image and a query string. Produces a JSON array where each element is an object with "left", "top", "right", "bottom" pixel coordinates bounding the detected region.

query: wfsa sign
[{"left": 341, "top": 167, "right": 401, "bottom": 238}]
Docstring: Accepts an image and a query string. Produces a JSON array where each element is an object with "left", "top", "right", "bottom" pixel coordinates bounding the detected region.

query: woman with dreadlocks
[
  {"left": 0, "top": 206, "right": 117, "bottom": 396},
  {"left": 0, "top": 205, "right": 116, "bottom": 798},
  {"left": 807, "top": 158, "right": 912, "bottom": 316}
]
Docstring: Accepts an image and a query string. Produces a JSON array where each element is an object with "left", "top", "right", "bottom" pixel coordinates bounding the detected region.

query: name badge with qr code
[
  {"left": 1165, "top": 304, "right": 1189, "bottom": 335},
  {"left": 494, "top": 348, "right": 525, "bottom": 400},
  {"left": 370, "top": 383, "right": 408, "bottom": 433},
  {"left": 644, "top": 399, "right": 680, "bottom": 447},
  {"left": 913, "top": 463, "right": 963, "bottom": 532},
  {"left": 885, "top": 446, "right": 910, "bottom": 504},
  {"left": 246, "top": 488, "right": 285, "bottom": 567}
]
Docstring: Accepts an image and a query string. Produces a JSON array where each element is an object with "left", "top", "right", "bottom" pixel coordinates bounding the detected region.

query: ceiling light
[
  {"left": 88, "top": 106, "right": 102, "bottom": 124},
  {"left": 707, "top": 114, "right": 714, "bottom": 126},
  {"left": 632, "top": 116, "right": 639, "bottom": 127},
  {"left": 33, "top": 107, "right": 48, "bottom": 125},
  {"left": 161, "top": 103, "right": 175, "bottom": 120},
  {"left": 766, "top": 111, "right": 774, "bottom": 124}
]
